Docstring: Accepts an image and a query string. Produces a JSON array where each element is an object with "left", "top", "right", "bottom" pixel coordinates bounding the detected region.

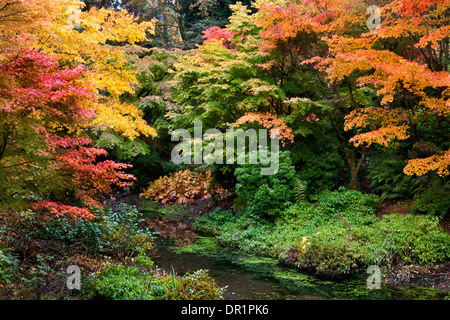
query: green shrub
[
  {"left": 193, "top": 208, "right": 275, "bottom": 256},
  {"left": 277, "top": 213, "right": 450, "bottom": 277},
  {"left": 173, "top": 270, "right": 225, "bottom": 300},
  {"left": 277, "top": 201, "right": 320, "bottom": 221},
  {"left": 276, "top": 201, "right": 375, "bottom": 278},
  {"left": 84, "top": 265, "right": 224, "bottom": 300},
  {"left": 193, "top": 208, "right": 234, "bottom": 234},
  {"left": 313, "top": 187, "right": 379, "bottom": 217},
  {"left": 283, "top": 230, "right": 369, "bottom": 279},
  {"left": 291, "top": 140, "right": 346, "bottom": 195},
  {"left": 234, "top": 150, "right": 296, "bottom": 219},
  {"left": 83, "top": 265, "right": 157, "bottom": 300},
  {"left": 31, "top": 205, "right": 155, "bottom": 259},
  {"left": 412, "top": 186, "right": 450, "bottom": 218},
  {"left": 373, "top": 214, "right": 450, "bottom": 265},
  {"left": 0, "top": 248, "right": 18, "bottom": 284}
]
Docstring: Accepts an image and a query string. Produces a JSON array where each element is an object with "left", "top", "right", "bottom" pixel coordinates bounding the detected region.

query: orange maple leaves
[
  {"left": 344, "top": 107, "right": 410, "bottom": 147},
  {"left": 235, "top": 112, "right": 294, "bottom": 146},
  {"left": 257, "top": 0, "right": 450, "bottom": 177},
  {"left": 404, "top": 150, "right": 450, "bottom": 177},
  {"left": 396, "top": 0, "right": 448, "bottom": 17}
]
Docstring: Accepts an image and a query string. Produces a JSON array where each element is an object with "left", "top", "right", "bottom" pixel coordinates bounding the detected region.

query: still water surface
[{"left": 150, "top": 235, "right": 448, "bottom": 300}]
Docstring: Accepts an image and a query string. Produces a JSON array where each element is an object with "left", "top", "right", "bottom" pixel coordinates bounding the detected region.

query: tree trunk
[{"left": 333, "top": 120, "right": 367, "bottom": 190}]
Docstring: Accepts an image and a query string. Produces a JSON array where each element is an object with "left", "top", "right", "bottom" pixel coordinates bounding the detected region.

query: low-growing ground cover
[{"left": 193, "top": 188, "right": 450, "bottom": 280}]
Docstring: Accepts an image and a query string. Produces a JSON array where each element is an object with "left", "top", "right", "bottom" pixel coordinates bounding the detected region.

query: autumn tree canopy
[
  {"left": 1, "top": 0, "right": 449, "bottom": 214},
  {"left": 0, "top": 0, "right": 157, "bottom": 218},
  {"left": 255, "top": 0, "right": 450, "bottom": 180}
]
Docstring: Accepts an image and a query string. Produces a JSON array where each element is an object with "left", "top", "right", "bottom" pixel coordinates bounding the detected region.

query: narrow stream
[
  {"left": 150, "top": 234, "right": 449, "bottom": 300},
  {"left": 140, "top": 213, "right": 448, "bottom": 300},
  {"left": 152, "top": 237, "right": 327, "bottom": 300}
]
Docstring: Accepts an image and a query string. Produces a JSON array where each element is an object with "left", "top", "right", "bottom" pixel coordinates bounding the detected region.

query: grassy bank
[{"left": 192, "top": 188, "right": 450, "bottom": 282}]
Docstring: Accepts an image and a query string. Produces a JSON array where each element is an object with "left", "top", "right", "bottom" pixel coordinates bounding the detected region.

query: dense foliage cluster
[
  {"left": 140, "top": 169, "right": 225, "bottom": 205},
  {"left": 194, "top": 189, "right": 450, "bottom": 278},
  {"left": 1, "top": 0, "right": 449, "bottom": 300}
]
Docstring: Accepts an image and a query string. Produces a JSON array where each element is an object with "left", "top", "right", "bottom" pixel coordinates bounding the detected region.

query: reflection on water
[{"left": 145, "top": 217, "right": 199, "bottom": 246}]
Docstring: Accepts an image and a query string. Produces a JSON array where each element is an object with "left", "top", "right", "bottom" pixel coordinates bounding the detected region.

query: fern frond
[{"left": 293, "top": 178, "right": 307, "bottom": 203}]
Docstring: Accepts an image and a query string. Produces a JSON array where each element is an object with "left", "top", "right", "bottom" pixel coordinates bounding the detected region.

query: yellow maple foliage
[
  {"left": 404, "top": 150, "right": 450, "bottom": 177},
  {"left": 26, "top": 0, "right": 158, "bottom": 140},
  {"left": 92, "top": 100, "right": 157, "bottom": 140},
  {"left": 0, "top": 0, "right": 53, "bottom": 59}
]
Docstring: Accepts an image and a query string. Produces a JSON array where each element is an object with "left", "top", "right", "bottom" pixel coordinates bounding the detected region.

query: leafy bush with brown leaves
[{"left": 140, "top": 170, "right": 224, "bottom": 205}]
